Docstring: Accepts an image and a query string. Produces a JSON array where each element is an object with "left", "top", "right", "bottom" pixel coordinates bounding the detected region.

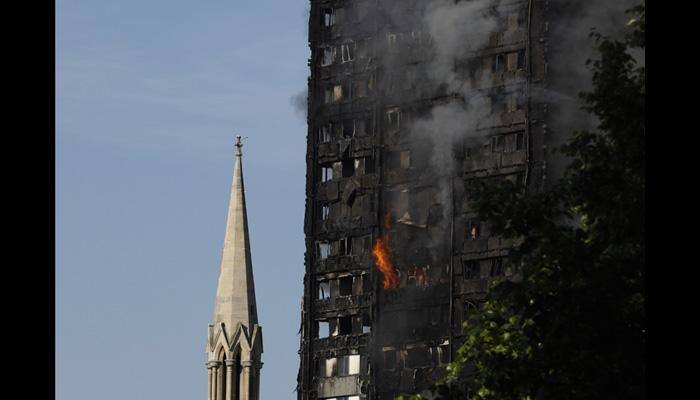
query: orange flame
[
  {"left": 372, "top": 211, "right": 400, "bottom": 290},
  {"left": 372, "top": 238, "right": 399, "bottom": 289}
]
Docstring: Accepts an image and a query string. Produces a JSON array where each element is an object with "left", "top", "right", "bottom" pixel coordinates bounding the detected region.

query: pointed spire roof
[{"left": 212, "top": 135, "right": 258, "bottom": 332}]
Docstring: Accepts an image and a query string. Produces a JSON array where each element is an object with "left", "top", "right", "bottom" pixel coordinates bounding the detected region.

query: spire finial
[{"left": 235, "top": 135, "right": 243, "bottom": 156}]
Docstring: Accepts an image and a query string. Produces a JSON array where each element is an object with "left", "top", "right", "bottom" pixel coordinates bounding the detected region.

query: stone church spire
[
  {"left": 212, "top": 135, "right": 257, "bottom": 329},
  {"left": 206, "top": 136, "right": 263, "bottom": 400}
]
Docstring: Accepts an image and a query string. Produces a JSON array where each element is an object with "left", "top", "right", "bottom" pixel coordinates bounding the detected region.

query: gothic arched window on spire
[{"left": 217, "top": 348, "right": 227, "bottom": 400}]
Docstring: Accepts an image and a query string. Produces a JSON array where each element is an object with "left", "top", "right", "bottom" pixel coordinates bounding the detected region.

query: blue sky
[{"left": 56, "top": 1, "right": 310, "bottom": 399}]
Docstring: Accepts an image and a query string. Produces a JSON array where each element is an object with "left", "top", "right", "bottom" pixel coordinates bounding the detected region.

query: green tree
[{"left": 399, "top": 3, "right": 645, "bottom": 399}]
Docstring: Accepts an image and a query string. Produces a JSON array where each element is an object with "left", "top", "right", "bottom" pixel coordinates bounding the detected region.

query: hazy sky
[{"left": 56, "top": 1, "right": 310, "bottom": 399}]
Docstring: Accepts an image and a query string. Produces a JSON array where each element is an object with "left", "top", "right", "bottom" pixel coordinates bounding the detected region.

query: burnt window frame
[
  {"left": 338, "top": 275, "right": 353, "bottom": 296},
  {"left": 338, "top": 316, "right": 353, "bottom": 335},
  {"left": 317, "top": 241, "right": 331, "bottom": 260},
  {"left": 492, "top": 53, "right": 505, "bottom": 73},
  {"left": 318, "top": 124, "right": 332, "bottom": 143},
  {"left": 322, "top": 8, "right": 335, "bottom": 27},
  {"left": 341, "top": 41, "right": 356, "bottom": 63},
  {"left": 517, "top": 49, "right": 526, "bottom": 70},
  {"left": 317, "top": 319, "right": 330, "bottom": 338},
  {"left": 490, "top": 257, "right": 505, "bottom": 277},
  {"left": 320, "top": 164, "right": 333, "bottom": 182},
  {"left": 462, "top": 259, "right": 478, "bottom": 280},
  {"left": 320, "top": 46, "right": 336, "bottom": 67},
  {"left": 382, "top": 348, "right": 397, "bottom": 371}
]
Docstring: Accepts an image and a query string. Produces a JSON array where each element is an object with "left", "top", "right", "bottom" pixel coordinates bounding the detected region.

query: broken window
[
  {"left": 317, "top": 320, "right": 330, "bottom": 338},
  {"left": 439, "top": 341, "right": 450, "bottom": 364},
  {"left": 490, "top": 91, "right": 506, "bottom": 114},
  {"left": 505, "top": 50, "right": 526, "bottom": 71},
  {"left": 359, "top": 235, "right": 372, "bottom": 254},
  {"left": 490, "top": 257, "right": 505, "bottom": 276},
  {"left": 428, "top": 342, "right": 450, "bottom": 365},
  {"left": 329, "top": 318, "right": 339, "bottom": 336},
  {"left": 352, "top": 275, "right": 363, "bottom": 295},
  {"left": 338, "top": 316, "right": 353, "bottom": 335},
  {"left": 464, "top": 300, "right": 478, "bottom": 321},
  {"left": 338, "top": 276, "right": 353, "bottom": 296},
  {"left": 341, "top": 42, "right": 355, "bottom": 63},
  {"left": 333, "top": 84, "right": 343, "bottom": 102},
  {"left": 318, "top": 241, "right": 331, "bottom": 259},
  {"left": 339, "top": 238, "right": 353, "bottom": 256},
  {"left": 322, "top": 357, "right": 337, "bottom": 377},
  {"left": 405, "top": 346, "right": 430, "bottom": 368},
  {"left": 362, "top": 156, "right": 376, "bottom": 174},
  {"left": 516, "top": 132, "right": 524, "bottom": 150},
  {"left": 352, "top": 156, "right": 374, "bottom": 176},
  {"left": 517, "top": 49, "right": 526, "bottom": 70},
  {"left": 507, "top": 52, "right": 518, "bottom": 71},
  {"left": 362, "top": 313, "right": 371, "bottom": 333},
  {"left": 362, "top": 271, "right": 372, "bottom": 292},
  {"left": 342, "top": 157, "right": 355, "bottom": 177},
  {"left": 463, "top": 259, "right": 478, "bottom": 280},
  {"left": 342, "top": 120, "right": 354, "bottom": 138},
  {"left": 318, "top": 281, "right": 331, "bottom": 300},
  {"left": 353, "top": 80, "right": 367, "bottom": 98},
  {"left": 324, "top": 87, "right": 334, "bottom": 104},
  {"left": 386, "top": 108, "right": 401, "bottom": 131},
  {"left": 492, "top": 53, "right": 505, "bottom": 73},
  {"left": 490, "top": 135, "right": 505, "bottom": 153},
  {"left": 383, "top": 348, "right": 397, "bottom": 371},
  {"left": 322, "top": 8, "right": 335, "bottom": 27},
  {"left": 465, "top": 146, "right": 472, "bottom": 159},
  {"left": 400, "top": 150, "right": 411, "bottom": 169},
  {"left": 387, "top": 33, "right": 398, "bottom": 47},
  {"left": 318, "top": 125, "right": 331, "bottom": 143},
  {"left": 410, "top": 30, "right": 423, "bottom": 45},
  {"left": 321, "top": 165, "right": 333, "bottom": 182},
  {"left": 506, "top": 91, "right": 525, "bottom": 113},
  {"left": 337, "top": 354, "right": 360, "bottom": 376},
  {"left": 321, "top": 46, "right": 336, "bottom": 66},
  {"left": 469, "top": 220, "right": 480, "bottom": 239},
  {"left": 353, "top": 159, "right": 362, "bottom": 175},
  {"left": 354, "top": 119, "right": 366, "bottom": 136}
]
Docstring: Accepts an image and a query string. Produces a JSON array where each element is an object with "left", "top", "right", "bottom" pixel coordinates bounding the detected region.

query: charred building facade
[{"left": 297, "top": 1, "right": 630, "bottom": 399}]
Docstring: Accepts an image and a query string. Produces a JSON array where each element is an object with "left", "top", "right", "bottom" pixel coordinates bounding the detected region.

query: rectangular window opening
[
  {"left": 338, "top": 316, "right": 353, "bottom": 335},
  {"left": 463, "top": 259, "right": 478, "bottom": 280},
  {"left": 318, "top": 281, "right": 331, "bottom": 300},
  {"left": 321, "top": 204, "right": 330, "bottom": 220},
  {"left": 338, "top": 275, "right": 353, "bottom": 296},
  {"left": 318, "top": 242, "right": 331, "bottom": 259},
  {"left": 490, "top": 257, "right": 505, "bottom": 277},
  {"left": 318, "top": 320, "right": 330, "bottom": 338},
  {"left": 322, "top": 8, "right": 335, "bottom": 27},
  {"left": 383, "top": 349, "right": 396, "bottom": 371},
  {"left": 321, "top": 165, "right": 333, "bottom": 182},
  {"left": 362, "top": 313, "right": 371, "bottom": 333}
]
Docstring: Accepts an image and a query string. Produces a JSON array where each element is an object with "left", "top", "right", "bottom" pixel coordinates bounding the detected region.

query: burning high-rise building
[{"left": 296, "top": 1, "right": 636, "bottom": 399}]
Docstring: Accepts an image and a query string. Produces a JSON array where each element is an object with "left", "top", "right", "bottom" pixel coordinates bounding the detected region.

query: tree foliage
[{"left": 398, "top": 3, "right": 645, "bottom": 399}]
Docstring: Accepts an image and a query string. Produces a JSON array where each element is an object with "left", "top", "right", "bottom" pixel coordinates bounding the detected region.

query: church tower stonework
[{"left": 206, "top": 136, "right": 263, "bottom": 400}]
